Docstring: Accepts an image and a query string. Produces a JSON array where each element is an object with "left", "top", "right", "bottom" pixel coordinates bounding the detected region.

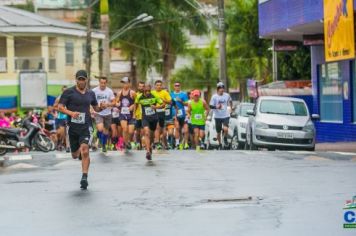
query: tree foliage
[{"left": 171, "top": 40, "right": 218, "bottom": 97}]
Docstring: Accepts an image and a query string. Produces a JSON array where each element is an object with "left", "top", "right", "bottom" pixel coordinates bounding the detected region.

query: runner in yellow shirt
[{"left": 152, "top": 80, "right": 172, "bottom": 150}]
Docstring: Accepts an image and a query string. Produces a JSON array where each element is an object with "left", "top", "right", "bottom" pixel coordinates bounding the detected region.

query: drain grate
[{"left": 206, "top": 196, "right": 254, "bottom": 203}]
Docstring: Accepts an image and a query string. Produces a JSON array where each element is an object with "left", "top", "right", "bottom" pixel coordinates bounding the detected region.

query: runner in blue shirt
[{"left": 170, "top": 82, "right": 189, "bottom": 149}]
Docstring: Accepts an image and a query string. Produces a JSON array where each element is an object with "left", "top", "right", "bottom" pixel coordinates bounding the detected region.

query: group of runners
[{"left": 57, "top": 70, "right": 232, "bottom": 189}]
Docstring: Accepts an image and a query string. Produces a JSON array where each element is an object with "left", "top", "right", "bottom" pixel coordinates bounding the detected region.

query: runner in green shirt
[
  {"left": 135, "top": 84, "right": 164, "bottom": 160},
  {"left": 187, "top": 90, "right": 210, "bottom": 151}
]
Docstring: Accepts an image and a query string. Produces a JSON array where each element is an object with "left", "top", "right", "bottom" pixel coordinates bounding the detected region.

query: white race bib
[
  {"left": 177, "top": 109, "right": 183, "bottom": 117},
  {"left": 194, "top": 114, "right": 203, "bottom": 120},
  {"left": 71, "top": 113, "right": 85, "bottom": 124},
  {"left": 165, "top": 109, "right": 171, "bottom": 116},
  {"left": 145, "top": 107, "right": 155, "bottom": 116},
  {"left": 156, "top": 108, "right": 165, "bottom": 113},
  {"left": 112, "top": 108, "right": 120, "bottom": 118},
  {"left": 121, "top": 107, "right": 130, "bottom": 115}
]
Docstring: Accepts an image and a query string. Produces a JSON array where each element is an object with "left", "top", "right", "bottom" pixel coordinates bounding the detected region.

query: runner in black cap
[{"left": 58, "top": 70, "right": 106, "bottom": 190}]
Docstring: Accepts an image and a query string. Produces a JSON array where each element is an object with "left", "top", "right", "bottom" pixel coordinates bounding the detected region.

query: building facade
[
  {"left": 259, "top": 0, "right": 356, "bottom": 142},
  {"left": 0, "top": 6, "right": 104, "bottom": 111}
]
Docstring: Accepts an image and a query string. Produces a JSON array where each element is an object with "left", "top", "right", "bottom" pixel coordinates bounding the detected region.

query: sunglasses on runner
[{"left": 174, "top": 84, "right": 180, "bottom": 87}]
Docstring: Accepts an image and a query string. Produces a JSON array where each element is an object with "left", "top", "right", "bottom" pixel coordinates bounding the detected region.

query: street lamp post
[
  {"left": 217, "top": 0, "right": 228, "bottom": 91},
  {"left": 88, "top": 13, "right": 153, "bottom": 89}
]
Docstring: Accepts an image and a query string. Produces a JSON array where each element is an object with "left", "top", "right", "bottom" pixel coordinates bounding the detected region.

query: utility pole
[
  {"left": 272, "top": 38, "right": 278, "bottom": 81},
  {"left": 100, "top": 0, "right": 110, "bottom": 80},
  {"left": 86, "top": 0, "right": 92, "bottom": 88},
  {"left": 217, "top": 0, "right": 228, "bottom": 91}
]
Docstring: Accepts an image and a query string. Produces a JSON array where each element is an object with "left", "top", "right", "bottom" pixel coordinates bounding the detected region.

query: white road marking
[
  {"left": 6, "top": 154, "right": 32, "bottom": 161},
  {"left": 6, "top": 163, "right": 37, "bottom": 169}
]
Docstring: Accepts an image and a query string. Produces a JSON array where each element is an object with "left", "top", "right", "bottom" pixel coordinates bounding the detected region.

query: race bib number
[
  {"left": 71, "top": 113, "right": 85, "bottom": 124},
  {"left": 156, "top": 108, "right": 165, "bottom": 113},
  {"left": 145, "top": 107, "right": 155, "bottom": 116},
  {"left": 194, "top": 114, "right": 203, "bottom": 120},
  {"left": 121, "top": 107, "right": 130, "bottom": 115},
  {"left": 177, "top": 109, "right": 183, "bottom": 117},
  {"left": 165, "top": 109, "right": 171, "bottom": 116},
  {"left": 112, "top": 107, "right": 120, "bottom": 118}
]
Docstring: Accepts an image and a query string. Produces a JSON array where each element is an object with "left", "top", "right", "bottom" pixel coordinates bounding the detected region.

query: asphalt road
[{"left": 0, "top": 150, "right": 355, "bottom": 236}]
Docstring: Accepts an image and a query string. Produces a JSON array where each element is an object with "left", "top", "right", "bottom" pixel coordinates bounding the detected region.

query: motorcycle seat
[{"left": 0, "top": 127, "right": 22, "bottom": 134}]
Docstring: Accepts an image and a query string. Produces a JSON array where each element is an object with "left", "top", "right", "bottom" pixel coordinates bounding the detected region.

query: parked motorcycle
[{"left": 0, "top": 118, "right": 53, "bottom": 156}]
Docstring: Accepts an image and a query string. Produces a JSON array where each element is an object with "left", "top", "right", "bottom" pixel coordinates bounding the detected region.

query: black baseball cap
[{"left": 76, "top": 70, "right": 88, "bottom": 80}]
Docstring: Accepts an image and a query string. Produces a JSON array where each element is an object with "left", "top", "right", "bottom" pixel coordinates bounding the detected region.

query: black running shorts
[{"left": 68, "top": 126, "right": 92, "bottom": 153}]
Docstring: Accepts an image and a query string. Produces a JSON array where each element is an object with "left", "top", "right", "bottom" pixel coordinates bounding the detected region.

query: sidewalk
[{"left": 316, "top": 142, "right": 356, "bottom": 152}]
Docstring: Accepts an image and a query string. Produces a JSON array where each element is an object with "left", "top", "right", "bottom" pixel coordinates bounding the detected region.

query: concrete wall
[
  {"left": 15, "top": 37, "right": 42, "bottom": 57},
  {"left": 0, "top": 34, "right": 101, "bottom": 99}
]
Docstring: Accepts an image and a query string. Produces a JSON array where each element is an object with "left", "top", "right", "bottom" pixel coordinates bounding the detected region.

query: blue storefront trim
[
  {"left": 0, "top": 96, "right": 17, "bottom": 110},
  {"left": 259, "top": 0, "right": 323, "bottom": 36},
  {"left": 259, "top": 0, "right": 356, "bottom": 142},
  {"left": 0, "top": 95, "right": 57, "bottom": 111},
  {"left": 311, "top": 46, "right": 356, "bottom": 142},
  {"left": 259, "top": 0, "right": 356, "bottom": 37}
]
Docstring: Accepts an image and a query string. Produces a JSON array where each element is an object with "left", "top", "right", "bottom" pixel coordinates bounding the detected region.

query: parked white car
[
  {"left": 236, "top": 102, "right": 255, "bottom": 149},
  {"left": 205, "top": 107, "right": 239, "bottom": 150},
  {"left": 245, "top": 96, "right": 318, "bottom": 151}
]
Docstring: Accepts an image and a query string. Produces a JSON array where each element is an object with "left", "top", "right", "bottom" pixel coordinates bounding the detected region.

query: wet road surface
[{"left": 0, "top": 150, "right": 355, "bottom": 236}]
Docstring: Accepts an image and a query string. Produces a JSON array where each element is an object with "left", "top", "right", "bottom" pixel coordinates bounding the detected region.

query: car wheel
[
  {"left": 238, "top": 142, "right": 245, "bottom": 150},
  {"left": 230, "top": 135, "right": 239, "bottom": 150},
  {"left": 0, "top": 137, "right": 7, "bottom": 156},
  {"left": 249, "top": 130, "right": 257, "bottom": 151},
  {"left": 244, "top": 136, "right": 250, "bottom": 150}
]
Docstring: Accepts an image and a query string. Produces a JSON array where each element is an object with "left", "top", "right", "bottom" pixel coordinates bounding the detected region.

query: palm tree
[
  {"left": 226, "top": 0, "right": 271, "bottom": 100},
  {"left": 109, "top": 0, "right": 160, "bottom": 86},
  {"left": 154, "top": 0, "right": 208, "bottom": 88},
  {"left": 171, "top": 40, "right": 218, "bottom": 99},
  {"left": 109, "top": 0, "right": 208, "bottom": 88}
]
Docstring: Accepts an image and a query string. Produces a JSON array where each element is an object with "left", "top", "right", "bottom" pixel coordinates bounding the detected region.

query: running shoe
[
  {"left": 146, "top": 151, "right": 152, "bottom": 161},
  {"left": 196, "top": 146, "right": 201, "bottom": 151},
  {"left": 156, "top": 143, "right": 162, "bottom": 150},
  {"left": 184, "top": 143, "right": 190, "bottom": 150},
  {"left": 179, "top": 143, "right": 183, "bottom": 150},
  {"left": 102, "top": 145, "right": 107, "bottom": 153},
  {"left": 80, "top": 177, "right": 88, "bottom": 190}
]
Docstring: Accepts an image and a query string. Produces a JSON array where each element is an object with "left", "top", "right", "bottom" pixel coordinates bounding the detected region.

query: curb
[{"left": 5, "top": 154, "right": 32, "bottom": 161}]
